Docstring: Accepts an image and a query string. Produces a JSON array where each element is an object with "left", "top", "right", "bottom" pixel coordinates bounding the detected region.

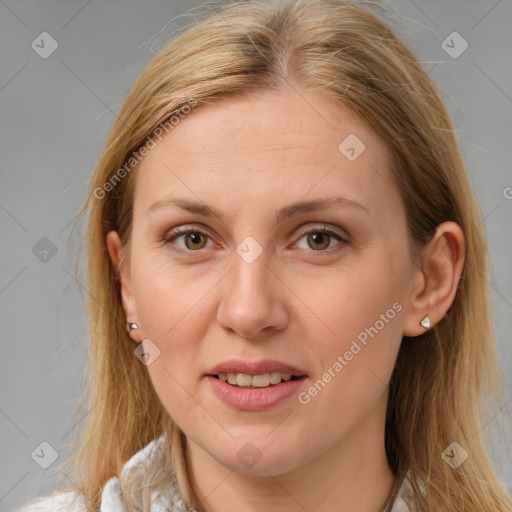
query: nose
[{"left": 216, "top": 249, "right": 288, "bottom": 339}]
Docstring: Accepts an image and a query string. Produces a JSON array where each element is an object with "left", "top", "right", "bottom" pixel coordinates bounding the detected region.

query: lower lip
[{"left": 206, "top": 375, "right": 307, "bottom": 411}]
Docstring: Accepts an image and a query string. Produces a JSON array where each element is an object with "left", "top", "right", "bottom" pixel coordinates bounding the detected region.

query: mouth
[
  {"left": 207, "top": 359, "right": 308, "bottom": 384},
  {"left": 206, "top": 371, "right": 308, "bottom": 411},
  {"left": 210, "top": 372, "right": 306, "bottom": 389}
]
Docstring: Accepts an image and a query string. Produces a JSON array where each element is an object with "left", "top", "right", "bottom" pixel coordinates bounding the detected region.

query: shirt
[{"left": 16, "top": 435, "right": 425, "bottom": 512}]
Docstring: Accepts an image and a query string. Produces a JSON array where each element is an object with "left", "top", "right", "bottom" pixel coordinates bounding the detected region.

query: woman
[{"left": 17, "top": 0, "right": 512, "bottom": 511}]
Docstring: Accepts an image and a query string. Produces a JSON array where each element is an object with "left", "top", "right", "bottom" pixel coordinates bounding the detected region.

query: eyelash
[{"left": 162, "top": 224, "right": 348, "bottom": 256}]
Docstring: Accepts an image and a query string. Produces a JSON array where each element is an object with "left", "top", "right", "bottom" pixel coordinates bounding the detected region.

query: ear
[
  {"left": 106, "top": 230, "right": 138, "bottom": 325},
  {"left": 402, "top": 221, "right": 465, "bottom": 337}
]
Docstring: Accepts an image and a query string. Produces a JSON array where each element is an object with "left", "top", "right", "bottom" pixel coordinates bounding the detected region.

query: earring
[
  {"left": 420, "top": 315, "right": 431, "bottom": 330},
  {"left": 126, "top": 322, "right": 142, "bottom": 342}
]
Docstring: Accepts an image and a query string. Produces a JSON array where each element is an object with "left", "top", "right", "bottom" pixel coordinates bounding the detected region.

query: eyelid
[
  {"left": 294, "top": 223, "right": 348, "bottom": 242},
  {"left": 292, "top": 224, "right": 348, "bottom": 255},
  {"left": 163, "top": 224, "right": 215, "bottom": 249}
]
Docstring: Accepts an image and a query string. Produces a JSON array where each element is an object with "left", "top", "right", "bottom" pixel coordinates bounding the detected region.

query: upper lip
[{"left": 207, "top": 359, "right": 308, "bottom": 377}]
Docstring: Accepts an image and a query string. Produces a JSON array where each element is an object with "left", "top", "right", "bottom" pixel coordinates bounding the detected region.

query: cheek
[
  {"left": 130, "top": 252, "right": 214, "bottom": 343},
  {"left": 307, "top": 260, "right": 404, "bottom": 349},
  {"left": 294, "top": 301, "right": 402, "bottom": 453},
  {"left": 128, "top": 251, "right": 231, "bottom": 396},
  {"left": 300, "top": 260, "right": 405, "bottom": 405}
]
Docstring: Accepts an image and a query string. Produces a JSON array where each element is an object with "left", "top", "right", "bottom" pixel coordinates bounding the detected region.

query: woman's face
[{"left": 108, "top": 88, "right": 422, "bottom": 476}]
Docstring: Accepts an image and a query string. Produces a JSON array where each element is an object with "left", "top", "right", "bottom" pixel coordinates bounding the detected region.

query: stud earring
[
  {"left": 420, "top": 315, "right": 431, "bottom": 330},
  {"left": 126, "top": 322, "right": 142, "bottom": 342}
]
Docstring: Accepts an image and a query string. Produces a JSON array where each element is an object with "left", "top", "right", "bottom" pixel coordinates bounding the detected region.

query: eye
[
  {"left": 163, "top": 227, "right": 213, "bottom": 252},
  {"left": 294, "top": 225, "right": 347, "bottom": 253}
]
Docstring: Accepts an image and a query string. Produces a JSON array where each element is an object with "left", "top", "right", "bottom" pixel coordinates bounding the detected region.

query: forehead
[{"left": 133, "top": 88, "right": 399, "bottom": 222}]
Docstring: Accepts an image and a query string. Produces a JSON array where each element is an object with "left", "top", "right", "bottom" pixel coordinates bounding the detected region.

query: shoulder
[
  {"left": 14, "top": 491, "right": 87, "bottom": 512},
  {"left": 16, "top": 434, "right": 185, "bottom": 512}
]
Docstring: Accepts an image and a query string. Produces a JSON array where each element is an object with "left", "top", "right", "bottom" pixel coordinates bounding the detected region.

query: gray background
[{"left": 1, "top": 0, "right": 511, "bottom": 510}]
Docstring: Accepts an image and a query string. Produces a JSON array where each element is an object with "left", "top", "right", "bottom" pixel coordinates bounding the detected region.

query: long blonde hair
[{"left": 40, "top": 1, "right": 512, "bottom": 510}]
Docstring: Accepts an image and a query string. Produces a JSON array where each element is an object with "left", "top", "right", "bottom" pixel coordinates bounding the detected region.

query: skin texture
[{"left": 106, "top": 87, "right": 465, "bottom": 512}]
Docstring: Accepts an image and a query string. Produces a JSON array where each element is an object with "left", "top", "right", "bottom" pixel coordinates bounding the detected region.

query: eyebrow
[{"left": 148, "top": 195, "right": 369, "bottom": 223}]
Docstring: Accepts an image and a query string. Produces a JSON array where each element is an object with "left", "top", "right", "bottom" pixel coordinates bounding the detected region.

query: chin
[
  {"left": 211, "top": 440, "right": 308, "bottom": 477},
  {"left": 224, "top": 456, "right": 300, "bottom": 477}
]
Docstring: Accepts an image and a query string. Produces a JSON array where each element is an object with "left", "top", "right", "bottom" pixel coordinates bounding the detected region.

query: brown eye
[
  {"left": 164, "top": 228, "right": 212, "bottom": 252},
  {"left": 295, "top": 226, "right": 346, "bottom": 253},
  {"left": 182, "top": 232, "right": 208, "bottom": 250},
  {"left": 306, "top": 232, "right": 332, "bottom": 250}
]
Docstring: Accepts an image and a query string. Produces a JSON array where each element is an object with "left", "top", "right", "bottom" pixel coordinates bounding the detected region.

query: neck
[{"left": 184, "top": 391, "right": 396, "bottom": 512}]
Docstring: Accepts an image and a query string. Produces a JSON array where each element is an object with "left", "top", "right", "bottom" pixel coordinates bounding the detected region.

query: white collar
[
  {"left": 100, "top": 434, "right": 187, "bottom": 512},
  {"left": 390, "top": 468, "right": 426, "bottom": 512}
]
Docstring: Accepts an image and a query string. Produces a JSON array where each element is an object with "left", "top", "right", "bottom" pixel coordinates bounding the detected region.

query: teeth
[
  {"left": 226, "top": 373, "right": 237, "bottom": 385},
  {"left": 237, "top": 374, "right": 253, "bottom": 387},
  {"left": 217, "top": 372, "right": 295, "bottom": 387},
  {"left": 269, "top": 372, "right": 283, "bottom": 384}
]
